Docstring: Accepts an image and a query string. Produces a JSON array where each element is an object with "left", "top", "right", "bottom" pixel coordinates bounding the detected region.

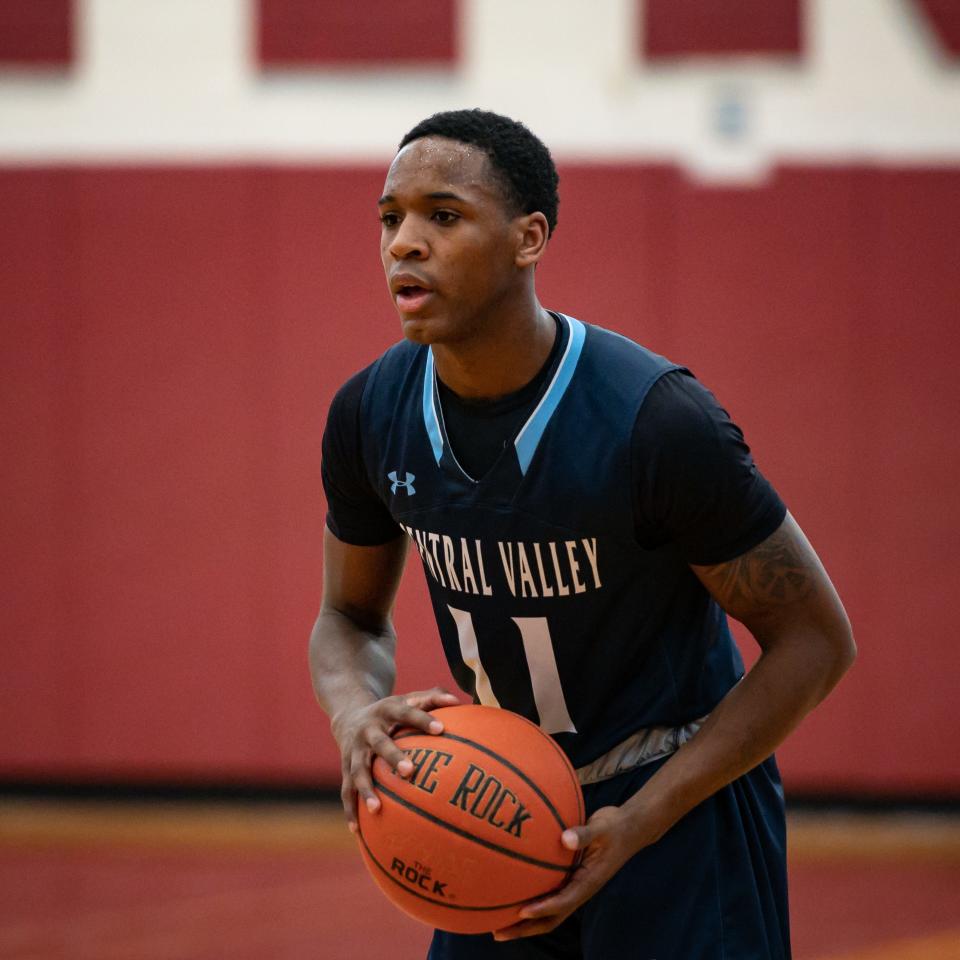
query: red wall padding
[
  {"left": 257, "top": 0, "right": 457, "bottom": 66},
  {"left": 1, "top": 164, "right": 958, "bottom": 794},
  {"left": 643, "top": 0, "right": 801, "bottom": 58},
  {"left": 914, "top": 0, "right": 960, "bottom": 57},
  {"left": 0, "top": 0, "right": 72, "bottom": 64}
]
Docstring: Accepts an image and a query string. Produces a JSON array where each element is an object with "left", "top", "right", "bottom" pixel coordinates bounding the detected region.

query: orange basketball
[{"left": 356, "top": 704, "right": 584, "bottom": 934}]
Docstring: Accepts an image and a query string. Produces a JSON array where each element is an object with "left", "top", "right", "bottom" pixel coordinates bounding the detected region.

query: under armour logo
[{"left": 388, "top": 471, "right": 416, "bottom": 495}]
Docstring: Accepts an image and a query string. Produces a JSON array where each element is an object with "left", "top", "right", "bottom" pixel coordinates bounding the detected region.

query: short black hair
[{"left": 398, "top": 109, "right": 559, "bottom": 235}]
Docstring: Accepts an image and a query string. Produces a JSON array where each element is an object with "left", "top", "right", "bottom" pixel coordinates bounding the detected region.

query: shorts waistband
[{"left": 575, "top": 716, "right": 706, "bottom": 786}]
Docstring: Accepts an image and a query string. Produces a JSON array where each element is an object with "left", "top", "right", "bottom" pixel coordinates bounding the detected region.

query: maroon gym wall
[{"left": 1, "top": 163, "right": 957, "bottom": 795}]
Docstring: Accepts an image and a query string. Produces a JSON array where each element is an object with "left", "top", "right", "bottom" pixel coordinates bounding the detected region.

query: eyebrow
[{"left": 377, "top": 190, "right": 469, "bottom": 206}]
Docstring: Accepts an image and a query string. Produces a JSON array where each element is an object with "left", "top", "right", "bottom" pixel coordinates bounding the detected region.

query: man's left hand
[{"left": 491, "top": 805, "right": 643, "bottom": 941}]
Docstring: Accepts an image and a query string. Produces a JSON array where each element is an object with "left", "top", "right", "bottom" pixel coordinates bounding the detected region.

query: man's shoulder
[
  {"left": 566, "top": 315, "right": 685, "bottom": 399},
  {"left": 332, "top": 339, "right": 423, "bottom": 407},
  {"left": 578, "top": 317, "right": 677, "bottom": 368},
  {"left": 361, "top": 337, "right": 424, "bottom": 388}
]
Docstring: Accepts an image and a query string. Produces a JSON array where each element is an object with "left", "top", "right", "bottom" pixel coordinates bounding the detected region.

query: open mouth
[{"left": 396, "top": 285, "right": 433, "bottom": 312}]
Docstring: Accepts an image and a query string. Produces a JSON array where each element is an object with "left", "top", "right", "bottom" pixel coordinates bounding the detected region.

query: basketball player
[{"left": 311, "top": 109, "right": 855, "bottom": 958}]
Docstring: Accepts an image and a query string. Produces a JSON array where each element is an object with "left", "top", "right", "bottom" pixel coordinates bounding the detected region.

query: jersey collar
[{"left": 422, "top": 313, "right": 587, "bottom": 478}]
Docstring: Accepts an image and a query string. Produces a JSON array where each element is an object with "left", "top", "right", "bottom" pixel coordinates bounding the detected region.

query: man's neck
[{"left": 431, "top": 302, "right": 557, "bottom": 401}]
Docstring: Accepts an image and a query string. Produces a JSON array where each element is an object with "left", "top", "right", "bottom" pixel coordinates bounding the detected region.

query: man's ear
[{"left": 514, "top": 212, "right": 550, "bottom": 269}]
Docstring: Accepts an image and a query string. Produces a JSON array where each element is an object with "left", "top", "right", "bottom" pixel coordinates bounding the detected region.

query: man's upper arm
[
  {"left": 691, "top": 512, "right": 853, "bottom": 654},
  {"left": 320, "top": 367, "right": 407, "bottom": 630},
  {"left": 322, "top": 366, "right": 403, "bottom": 547},
  {"left": 321, "top": 526, "right": 408, "bottom": 634},
  {"left": 633, "top": 371, "right": 786, "bottom": 563}
]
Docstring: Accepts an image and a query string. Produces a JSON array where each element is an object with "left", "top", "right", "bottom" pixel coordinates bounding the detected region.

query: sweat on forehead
[
  {"left": 386, "top": 137, "right": 513, "bottom": 202},
  {"left": 398, "top": 135, "right": 481, "bottom": 162}
]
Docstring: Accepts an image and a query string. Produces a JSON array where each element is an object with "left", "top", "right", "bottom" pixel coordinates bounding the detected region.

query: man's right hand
[{"left": 332, "top": 686, "right": 461, "bottom": 830}]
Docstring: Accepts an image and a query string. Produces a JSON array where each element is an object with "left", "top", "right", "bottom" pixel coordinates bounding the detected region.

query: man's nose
[{"left": 388, "top": 217, "right": 427, "bottom": 260}]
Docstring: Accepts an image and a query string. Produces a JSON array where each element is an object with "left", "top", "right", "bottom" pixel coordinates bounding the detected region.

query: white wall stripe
[{"left": 0, "top": 0, "right": 958, "bottom": 179}]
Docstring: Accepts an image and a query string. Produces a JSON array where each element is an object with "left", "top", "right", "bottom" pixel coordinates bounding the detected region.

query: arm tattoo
[{"left": 699, "top": 523, "right": 818, "bottom": 617}]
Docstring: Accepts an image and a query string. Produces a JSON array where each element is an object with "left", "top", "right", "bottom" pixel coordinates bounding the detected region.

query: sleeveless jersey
[{"left": 359, "top": 315, "right": 745, "bottom": 768}]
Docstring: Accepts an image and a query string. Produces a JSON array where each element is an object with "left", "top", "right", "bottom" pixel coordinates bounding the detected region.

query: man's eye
[
  {"left": 433, "top": 210, "right": 459, "bottom": 224},
  {"left": 380, "top": 213, "right": 400, "bottom": 228}
]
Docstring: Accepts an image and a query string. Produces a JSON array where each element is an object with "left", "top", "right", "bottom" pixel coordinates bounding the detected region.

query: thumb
[
  {"left": 561, "top": 806, "right": 622, "bottom": 850},
  {"left": 561, "top": 824, "right": 595, "bottom": 850}
]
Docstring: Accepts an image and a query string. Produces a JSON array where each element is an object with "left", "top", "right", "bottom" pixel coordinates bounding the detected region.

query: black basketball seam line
[
  {"left": 523, "top": 721, "right": 584, "bottom": 824},
  {"left": 398, "top": 710, "right": 585, "bottom": 825},
  {"left": 395, "top": 729, "right": 572, "bottom": 831},
  {"left": 392, "top": 729, "right": 571, "bottom": 832},
  {"left": 374, "top": 778, "right": 572, "bottom": 873},
  {"left": 465, "top": 707, "right": 585, "bottom": 826},
  {"left": 357, "top": 829, "right": 559, "bottom": 913}
]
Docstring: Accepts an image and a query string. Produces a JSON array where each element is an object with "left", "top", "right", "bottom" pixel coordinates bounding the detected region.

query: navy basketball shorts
[{"left": 427, "top": 754, "right": 790, "bottom": 960}]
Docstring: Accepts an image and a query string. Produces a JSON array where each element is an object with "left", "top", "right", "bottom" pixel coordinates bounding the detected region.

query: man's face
[{"left": 378, "top": 136, "right": 522, "bottom": 345}]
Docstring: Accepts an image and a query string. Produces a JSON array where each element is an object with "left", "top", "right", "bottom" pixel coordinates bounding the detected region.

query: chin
[{"left": 399, "top": 313, "right": 450, "bottom": 346}]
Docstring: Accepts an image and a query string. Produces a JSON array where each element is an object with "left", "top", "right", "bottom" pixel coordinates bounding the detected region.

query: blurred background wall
[{"left": 1, "top": 0, "right": 958, "bottom": 797}]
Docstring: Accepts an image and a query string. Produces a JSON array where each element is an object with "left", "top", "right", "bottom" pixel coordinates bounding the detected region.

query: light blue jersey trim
[
  {"left": 422, "top": 349, "right": 444, "bottom": 464},
  {"left": 514, "top": 314, "right": 586, "bottom": 475}
]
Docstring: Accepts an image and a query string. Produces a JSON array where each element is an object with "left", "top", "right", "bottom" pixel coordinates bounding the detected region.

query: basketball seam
[
  {"left": 374, "top": 778, "right": 571, "bottom": 872},
  {"left": 412, "top": 708, "right": 586, "bottom": 825},
  {"left": 357, "top": 829, "right": 556, "bottom": 913},
  {"left": 517, "top": 720, "right": 585, "bottom": 825},
  {"left": 394, "top": 729, "right": 574, "bottom": 831},
  {"left": 468, "top": 707, "right": 584, "bottom": 825}
]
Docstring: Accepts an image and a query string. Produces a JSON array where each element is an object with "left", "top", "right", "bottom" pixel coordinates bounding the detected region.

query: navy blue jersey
[{"left": 345, "top": 315, "right": 777, "bottom": 768}]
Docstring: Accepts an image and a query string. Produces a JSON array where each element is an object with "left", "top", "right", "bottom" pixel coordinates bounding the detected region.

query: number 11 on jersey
[{"left": 447, "top": 605, "right": 577, "bottom": 735}]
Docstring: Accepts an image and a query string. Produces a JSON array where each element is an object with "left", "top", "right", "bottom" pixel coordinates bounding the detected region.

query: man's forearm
[
  {"left": 309, "top": 601, "right": 461, "bottom": 825},
  {"left": 622, "top": 622, "right": 854, "bottom": 848},
  {"left": 618, "top": 512, "right": 857, "bottom": 847},
  {"left": 309, "top": 607, "right": 398, "bottom": 732}
]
